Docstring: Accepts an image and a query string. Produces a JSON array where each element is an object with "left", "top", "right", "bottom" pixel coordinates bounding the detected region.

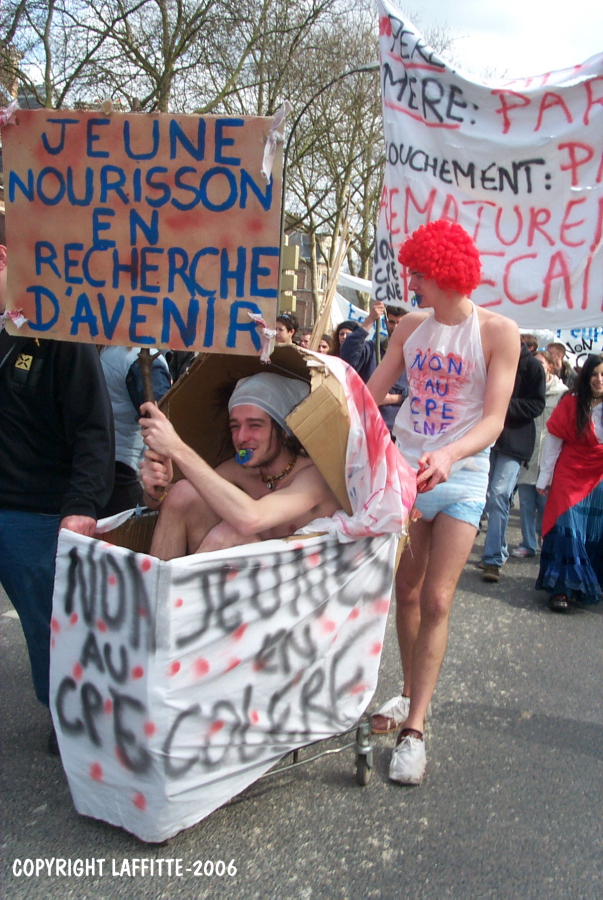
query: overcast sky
[{"left": 402, "top": 0, "right": 603, "bottom": 80}]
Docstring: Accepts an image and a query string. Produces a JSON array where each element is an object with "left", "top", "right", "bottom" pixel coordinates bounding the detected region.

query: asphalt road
[{"left": 2, "top": 510, "right": 603, "bottom": 900}]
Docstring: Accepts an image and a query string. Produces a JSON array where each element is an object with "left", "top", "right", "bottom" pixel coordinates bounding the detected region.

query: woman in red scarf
[{"left": 535, "top": 354, "right": 603, "bottom": 611}]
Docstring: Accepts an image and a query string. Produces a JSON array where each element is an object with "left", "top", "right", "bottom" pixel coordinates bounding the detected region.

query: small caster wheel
[{"left": 356, "top": 754, "right": 371, "bottom": 786}]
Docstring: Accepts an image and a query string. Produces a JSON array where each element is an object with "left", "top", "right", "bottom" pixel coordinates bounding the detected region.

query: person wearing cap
[
  {"left": 367, "top": 219, "right": 520, "bottom": 786},
  {"left": 139, "top": 372, "right": 340, "bottom": 560}
]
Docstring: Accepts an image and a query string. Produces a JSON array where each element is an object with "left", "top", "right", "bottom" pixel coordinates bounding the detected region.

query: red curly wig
[{"left": 398, "top": 220, "right": 481, "bottom": 296}]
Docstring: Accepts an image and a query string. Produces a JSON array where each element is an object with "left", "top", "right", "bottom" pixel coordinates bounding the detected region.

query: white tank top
[{"left": 393, "top": 303, "right": 489, "bottom": 472}]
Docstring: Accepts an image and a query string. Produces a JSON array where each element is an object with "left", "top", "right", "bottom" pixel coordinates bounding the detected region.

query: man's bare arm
[
  {"left": 139, "top": 404, "right": 328, "bottom": 534},
  {"left": 367, "top": 311, "right": 424, "bottom": 405},
  {"left": 416, "top": 316, "right": 520, "bottom": 491}
]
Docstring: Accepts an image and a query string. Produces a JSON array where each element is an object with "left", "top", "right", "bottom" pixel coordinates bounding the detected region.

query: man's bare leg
[
  {"left": 402, "top": 513, "right": 478, "bottom": 734},
  {"left": 395, "top": 517, "right": 432, "bottom": 694},
  {"left": 371, "top": 517, "right": 431, "bottom": 733},
  {"left": 150, "top": 480, "right": 221, "bottom": 560}
]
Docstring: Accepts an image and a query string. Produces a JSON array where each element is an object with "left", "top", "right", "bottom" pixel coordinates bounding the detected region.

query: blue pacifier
[
  {"left": 411, "top": 293, "right": 422, "bottom": 307},
  {"left": 235, "top": 448, "right": 254, "bottom": 464}
]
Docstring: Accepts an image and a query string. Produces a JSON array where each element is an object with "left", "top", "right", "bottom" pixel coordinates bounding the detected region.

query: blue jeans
[
  {"left": 517, "top": 483, "right": 547, "bottom": 555},
  {"left": 482, "top": 451, "right": 521, "bottom": 567},
  {"left": 0, "top": 510, "right": 61, "bottom": 706}
]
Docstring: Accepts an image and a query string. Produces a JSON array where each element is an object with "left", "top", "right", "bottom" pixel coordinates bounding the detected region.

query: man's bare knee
[
  {"left": 419, "top": 590, "right": 455, "bottom": 627},
  {"left": 160, "top": 478, "right": 200, "bottom": 514}
]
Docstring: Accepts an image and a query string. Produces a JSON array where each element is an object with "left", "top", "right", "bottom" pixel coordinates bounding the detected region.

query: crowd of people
[{"left": 1, "top": 214, "right": 603, "bottom": 789}]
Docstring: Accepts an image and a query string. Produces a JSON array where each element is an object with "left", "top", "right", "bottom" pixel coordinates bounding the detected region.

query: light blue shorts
[{"left": 413, "top": 455, "right": 489, "bottom": 529}]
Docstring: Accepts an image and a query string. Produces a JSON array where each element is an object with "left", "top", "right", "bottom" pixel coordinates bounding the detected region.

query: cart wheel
[{"left": 356, "top": 754, "right": 371, "bottom": 786}]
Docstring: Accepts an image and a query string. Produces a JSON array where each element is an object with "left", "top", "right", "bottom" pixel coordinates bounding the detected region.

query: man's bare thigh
[
  {"left": 397, "top": 512, "right": 476, "bottom": 598},
  {"left": 421, "top": 512, "right": 477, "bottom": 603}
]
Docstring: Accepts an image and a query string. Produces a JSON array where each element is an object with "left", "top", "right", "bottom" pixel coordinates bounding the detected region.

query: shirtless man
[
  {"left": 139, "top": 372, "right": 339, "bottom": 560},
  {"left": 367, "top": 219, "right": 520, "bottom": 785}
]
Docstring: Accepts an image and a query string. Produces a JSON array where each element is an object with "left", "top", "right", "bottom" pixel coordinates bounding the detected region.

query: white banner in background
[{"left": 375, "top": 0, "right": 603, "bottom": 330}]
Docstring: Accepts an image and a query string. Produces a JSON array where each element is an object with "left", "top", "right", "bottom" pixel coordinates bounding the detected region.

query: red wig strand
[{"left": 398, "top": 220, "right": 482, "bottom": 296}]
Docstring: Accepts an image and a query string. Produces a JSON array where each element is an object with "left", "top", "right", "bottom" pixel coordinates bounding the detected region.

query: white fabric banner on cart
[
  {"left": 50, "top": 530, "right": 397, "bottom": 843},
  {"left": 375, "top": 0, "right": 603, "bottom": 330}
]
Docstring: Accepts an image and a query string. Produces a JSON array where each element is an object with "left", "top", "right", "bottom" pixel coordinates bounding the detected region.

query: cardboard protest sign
[
  {"left": 2, "top": 110, "right": 281, "bottom": 354},
  {"left": 50, "top": 530, "right": 397, "bottom": 842},
  {"left": 376, "top": 0, "right": 603, "bottom": 330}
]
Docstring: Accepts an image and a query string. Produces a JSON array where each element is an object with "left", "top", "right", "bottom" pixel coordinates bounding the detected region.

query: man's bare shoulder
[
  {"left": 391, "top": 310, "right": 429, "bottom": 348},
  {"left": 289, "top": 458, "right": 328, "bottom": 488},
  {"left": 476, "top": 306, "right": 520, "bottom": 348},
  {"left": 215, "top": 457, "right": 253, "bottom": 487}
]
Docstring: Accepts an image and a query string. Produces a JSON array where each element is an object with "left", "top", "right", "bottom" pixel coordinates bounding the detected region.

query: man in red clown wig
[{"left": 368, "top": 219, "right": 520, "bottom": 785}]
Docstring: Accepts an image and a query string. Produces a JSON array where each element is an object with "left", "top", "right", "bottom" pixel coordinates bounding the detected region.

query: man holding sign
[
  {"left": 0, "top": 218, "right": 114, "bottom": 731},
  {"left": 139, "top": 372, "right": 340, "bottom": 559},
  {"left": 368, "top": 220, "right": 520, "bottom": 785}
]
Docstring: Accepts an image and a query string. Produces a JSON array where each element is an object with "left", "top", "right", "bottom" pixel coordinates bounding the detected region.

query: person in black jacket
[
  {"left": 339, "top": 300, "right": 409, "bottom": 433},
  {"left": 0, "top": 225, "right": 114, "bottom": 738},
  {"left": 481, "top": 342, "right": 546, "bottom": 582}
]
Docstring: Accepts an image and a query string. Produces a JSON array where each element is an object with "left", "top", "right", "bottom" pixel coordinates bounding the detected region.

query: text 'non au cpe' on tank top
[{"left": 393, "top": 302, "right": 490, "bottom": 474}]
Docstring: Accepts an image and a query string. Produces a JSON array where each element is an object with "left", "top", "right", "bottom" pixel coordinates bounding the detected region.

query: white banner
[
  {"left": 50, "top": 531, "right": 396, "bottom": 842},
  {"left": 375, "top": 0, "right": 603, "bottom": 330}
]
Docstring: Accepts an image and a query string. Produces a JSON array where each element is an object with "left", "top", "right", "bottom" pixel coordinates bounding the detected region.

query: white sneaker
[
  {"left": 389, "top": 735, "right": 426, "bottom": 785},
  {"left": 371, "top": 695, "right": 410, "bottom": 733},
  {"left": 371, "top": 694, "right": 431, "bottom": 734}
]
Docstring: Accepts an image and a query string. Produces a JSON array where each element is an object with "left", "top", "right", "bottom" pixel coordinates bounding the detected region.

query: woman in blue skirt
[{"left": 536, "top": 354, "right": 603, "bottom": 612}]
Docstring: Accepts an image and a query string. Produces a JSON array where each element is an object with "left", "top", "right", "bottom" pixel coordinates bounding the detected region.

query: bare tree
[{"left": 0, "top": 0, "right": 141, "bottom": 108}]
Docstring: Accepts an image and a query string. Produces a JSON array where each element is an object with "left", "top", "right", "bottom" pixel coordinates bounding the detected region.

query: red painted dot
[
  {"left": 210, "top": 720, "right": 224, "bottom": 735},
  {"left": 250, "top": 710, "right": 259, "bottom": 725},
  {"left": 247, "top": 216, "right": 265, "bottom": 234},
  {"left": 373, "top": 599, "right": 390, "bottom": 615},
  {"left": 133, "top": 792, "right": 146, "bottom": 810},
  {"left": 70, "top": 612, "right": 78, "bottom": 625},
  {"left": 132, "top": 665, "right": 144, "bottom": 679},
  {"left": 252, "top": 658, "right": 266, "bottom": 673},
  {"left": 307, "top": 552, "right": 321, "bottom": 568},
  {"left": 232, "top": 623, "right": 247, "bottom": 641},
  {"left": 226, "top": 568, "right": 239, "bottom": 581},
  {"left": 143, "top": 721, "right": 156, "bottom": 737},
  {"left": 349, "top": 608, "right": 360, "bottom": 620},
  {"left": 225, "top": 658, "right": 241, "bottom": 672},
  {"left": 140, "top": 558, "right": 152, "bottom": 572},
  {"left": 174, "top": 597, "right": 184, "bottom": 608},
  {"left": 108, "top": 574, "right": 117, "bottom": 586},
  {"left": 138, "top": 606, "right": 147, "bottom": 618},
  {"left": 104, "top": 698, "right": 113, "bottom": 714},
  {"left": 168, "top": 661, "right": 180, "bottom": 676},
  {"left": 370, "top": 641, "right": 383, "bottom": 656},
  {"left": 90, "top": 762, "right": 103, "bottom": 781},
  {"left": 350, "top": 683, "right": 366, "bottom": 695},
  {"left": 97, "top": 619, "right": 107, "bottom": 633},
  {"left": 51, "top": 617, "right": 61, "bottom": 633},
  {"left": 73, "top": 662, "right": 83, "bottom": 681},
  {"left": 194, "top": 658, "right": 209, "bottom": 678},
  {"left": 321, "top": 618, "right": 337, "bottom": 633}
]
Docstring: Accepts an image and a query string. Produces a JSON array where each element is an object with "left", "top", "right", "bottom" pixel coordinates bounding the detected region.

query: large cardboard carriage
[{"left": 49, "top": 347, "right": 414, "bottom": 842}]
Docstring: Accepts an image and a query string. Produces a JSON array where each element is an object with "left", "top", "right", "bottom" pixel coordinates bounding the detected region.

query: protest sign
[
  {"left": 2, "top": 110, "right": 281, "bottom": 354},
  {"left": 375, "top": 0, "right": 603, "bottom": 330},
  {"left": 50, "top": 529, "right": 397, "bottom": 842}
]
